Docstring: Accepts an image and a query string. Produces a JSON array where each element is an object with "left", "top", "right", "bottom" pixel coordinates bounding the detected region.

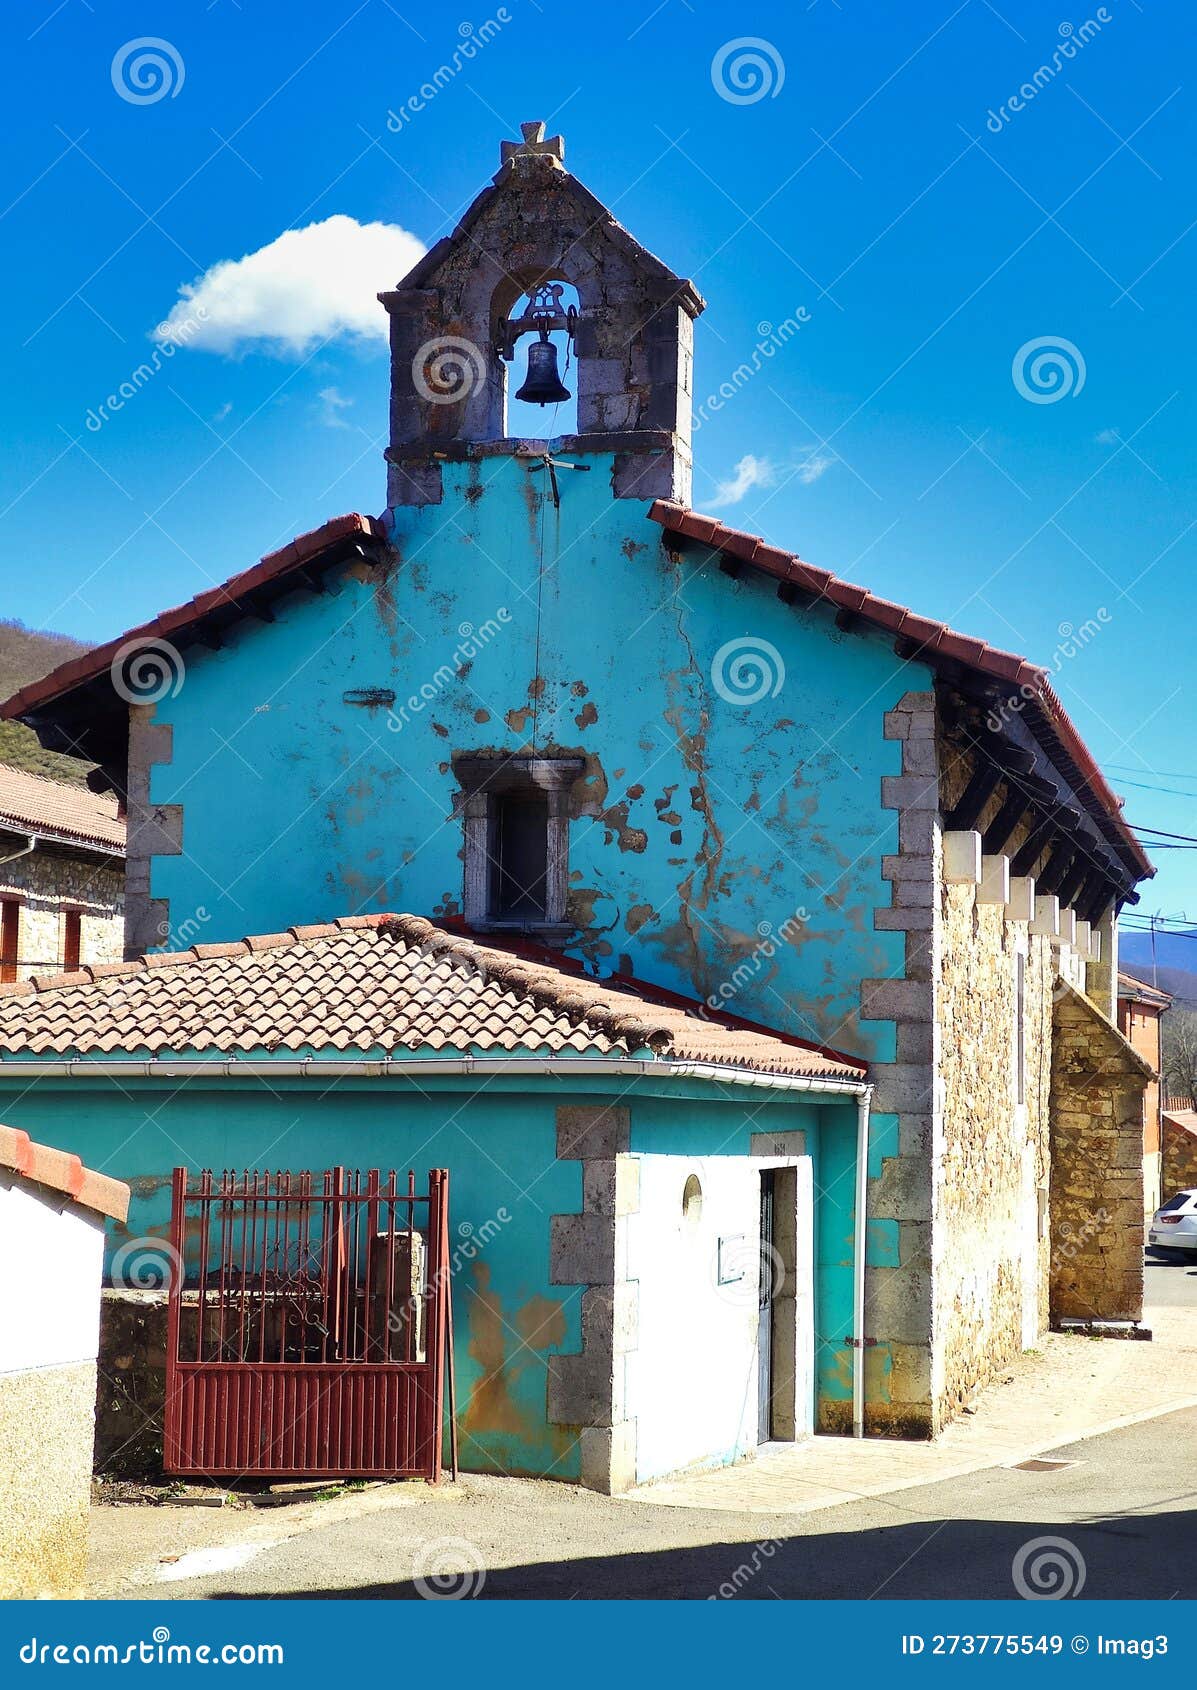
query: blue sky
[{"left": 1, "top": 0, "right": 1194, "bottom": 921}]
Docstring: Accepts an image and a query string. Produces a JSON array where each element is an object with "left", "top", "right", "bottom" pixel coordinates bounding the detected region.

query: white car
[{"left": 1147, "top": 1189, "right": 1197, "bottom": 1253}]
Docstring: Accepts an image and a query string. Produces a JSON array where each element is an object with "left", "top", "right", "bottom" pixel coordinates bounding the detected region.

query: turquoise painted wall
[
  {"left": 148, "top": 455, "right": 931, "bottom": 1064},
  {"left": 0, "top": 1073, "right": 583, "bottom": 1479},
  {"left": 0, "top": 1070, "right": 870, "bottom": 1474}
]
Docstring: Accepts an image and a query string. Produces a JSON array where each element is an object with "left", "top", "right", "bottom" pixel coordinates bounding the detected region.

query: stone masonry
[
  {"left": 1050, "top": 981, "right": 1150, "bottom": 1323},
  {"left": 0, "top": 848, "right": 122, "bottom": 979},
  {"left": 124, "top": 704, "right": 183, "bottom": 956},
  {"left": 547, "top": 1103, "right": 639, "bottom": 1493},
  {"left": 861, "top": 686, "right": 938, "bottom": 1436}
]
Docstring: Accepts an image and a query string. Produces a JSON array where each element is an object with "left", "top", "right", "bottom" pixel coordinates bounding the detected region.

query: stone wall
[
  {"left": 95, "top": 1290, "right": 170, "bottom": 1475},
  {"left": 1118, "top": 997, "right": 1163, "bottom": 1219},
  {"left": 0, "top": 845, "right": 122, "bottom": 979},
  {"left": 934, "top": 870, "right": 1054, "bottom": 1416},
  {"left": 0, "top": 1360, "right": 97, "bottom": 1598},
  {"left": 1049, "top": 983, "right": 1149, "bottom": 1322},
  {"left": 1162, "top": 1114, "right": 1197, "bottom": 1200}
]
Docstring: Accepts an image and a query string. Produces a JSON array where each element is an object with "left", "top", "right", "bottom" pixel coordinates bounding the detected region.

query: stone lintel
[
  {"left": 943, "top": 830, "right": 982, "bottom": 885},
  {"left": 977, "top": 854, "right": 1010, "bottom": 906}
]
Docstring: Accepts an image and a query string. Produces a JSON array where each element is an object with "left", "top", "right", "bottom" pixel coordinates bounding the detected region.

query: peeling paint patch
[{"left": 625, "top": 903, "right": 658, "bottom": 936}]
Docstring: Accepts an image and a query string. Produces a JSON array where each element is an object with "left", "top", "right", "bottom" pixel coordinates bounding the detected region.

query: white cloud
[
  {"left": 711, "top": 453, "right": 777, "bottom": 506},
  {"left": 795, "top": 450, "right": 834, "bottom": 484},
  {"left": 316, "top": 386, "right": 354, "bottom": 429},
  {"left": 153, "top": 215, "right": 426, "bottom": 357},
  {"left": 1096, "top": 428, "right": 1120, "bottom": 445}
]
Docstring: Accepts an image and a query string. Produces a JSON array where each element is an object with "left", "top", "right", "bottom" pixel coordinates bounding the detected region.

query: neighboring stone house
[
  {"left": 1162, "top": 1109, "right": 1197, "bottom": 1202},
  {"left": 0, "top": 123, "right": 1156, "bottom": 1488},
  {"left": 0, "top": 1123, "right": 129, "bottom": 1597},
  {"left": 1117, "top": 972, "right": 1171, "bottom": 1218},
  {"left": 0, "top": 765, "right": 124, "bottom": 980}
]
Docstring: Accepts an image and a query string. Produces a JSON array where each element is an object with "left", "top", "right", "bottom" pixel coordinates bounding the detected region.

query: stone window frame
[{"left": 452, "top": 754, "right": 584, "bottom": 937}]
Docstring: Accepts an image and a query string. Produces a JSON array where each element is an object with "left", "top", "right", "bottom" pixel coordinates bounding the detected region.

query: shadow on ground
[{"left": 214, "top": 1505, "right": 1197, "bottom": 1601}]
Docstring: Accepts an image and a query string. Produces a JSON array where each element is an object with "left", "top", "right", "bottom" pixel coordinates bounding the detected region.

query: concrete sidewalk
[{"left": 623, "top": 1294, "right": 1197, "bottom": 1515}]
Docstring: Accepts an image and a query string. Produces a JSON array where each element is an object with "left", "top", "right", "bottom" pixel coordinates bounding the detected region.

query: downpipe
[{"left": 853, "top": 1085, "right": 874, "bottom": 1440}]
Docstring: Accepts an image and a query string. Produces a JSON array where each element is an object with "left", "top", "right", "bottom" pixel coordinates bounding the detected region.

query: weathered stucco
[
  {"left": 0, "top": 1359, "right": 97, "bottom": 1598},
  {"left": 141, "top": 460, "right": 925, "bottom": 1072}
]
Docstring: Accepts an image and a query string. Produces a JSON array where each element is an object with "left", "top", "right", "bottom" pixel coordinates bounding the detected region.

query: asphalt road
[
  {"left": 1145, "top": 1248, "right": 1197, "bottom": 1307},
  {"left": 101, "top": 1401, "right": 1193, "bottom": 1602},
  {"left": 89, "top": 1251, "right": 1197, "bottom": 1602}
]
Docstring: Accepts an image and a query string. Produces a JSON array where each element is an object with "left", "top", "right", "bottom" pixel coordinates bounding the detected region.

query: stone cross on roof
[{"left": 500, "top": 120, "right": 565, "bottom": 168}]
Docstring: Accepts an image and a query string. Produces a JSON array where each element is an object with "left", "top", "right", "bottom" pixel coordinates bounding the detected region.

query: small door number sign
[{"left": 717, "top": 1233, "right": 748, "bottom": 1285}]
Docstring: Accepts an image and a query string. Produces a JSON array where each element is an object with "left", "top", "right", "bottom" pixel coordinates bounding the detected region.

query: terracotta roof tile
[
  {"left": 0, "top": 765, "right": 124, "bottom": 854},
  {"left": 0, "top": 1122, "right": 129, "bottom": 1221},
  {"left": 649, "top": 500, "right": 1151, "bottom": 881},
  {"left": 0, "top": 913, "right": 866, "bottom": 1082}
]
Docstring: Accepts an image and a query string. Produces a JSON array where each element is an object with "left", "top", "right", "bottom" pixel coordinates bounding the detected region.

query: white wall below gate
[{"left": 626, "top": 1154, "right": 764, "bottom": 1485}]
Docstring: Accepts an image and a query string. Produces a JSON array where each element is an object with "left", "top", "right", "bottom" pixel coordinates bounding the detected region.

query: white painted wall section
[
  {"left": 625, "top": 1154, "right": 762, "bottom": 1485},
  {"left": 0, "top": 1174, "right": 106, "bottom": 1375}
]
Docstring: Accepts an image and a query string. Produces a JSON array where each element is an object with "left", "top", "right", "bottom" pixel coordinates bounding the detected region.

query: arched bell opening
[{"left": 495, "top": 278, "right": 581, "bottom": 441}]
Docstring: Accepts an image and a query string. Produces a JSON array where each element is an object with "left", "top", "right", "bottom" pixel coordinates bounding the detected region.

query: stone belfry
[{"left": 379, "top": 121, "right": 704, "bottom": 510}]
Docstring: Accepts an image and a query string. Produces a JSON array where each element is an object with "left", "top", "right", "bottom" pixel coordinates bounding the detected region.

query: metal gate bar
[{"left": 164, "top": 1166, "right": 449, "bottom": 1480}]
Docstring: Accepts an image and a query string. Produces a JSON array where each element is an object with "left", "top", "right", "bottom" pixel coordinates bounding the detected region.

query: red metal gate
[{"left": 164, "top": 1167, "right": 450, "bottom": 1481}]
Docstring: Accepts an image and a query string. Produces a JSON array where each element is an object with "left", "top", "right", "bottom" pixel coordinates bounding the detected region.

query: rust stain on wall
[{"left": 515, "top": 1295, "right": 566, "bottom": 1349}]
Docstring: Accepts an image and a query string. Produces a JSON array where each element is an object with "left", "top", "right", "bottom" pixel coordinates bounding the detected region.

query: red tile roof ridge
[
  {"left": 0, "top": 513, "right": 386, "bottom": 724},
  {"left": 0, "top": 1121, "right": 129, "bottom": 1221},
  {"left": 648, "top": 500, "right": 1150, "bottom": 880}
]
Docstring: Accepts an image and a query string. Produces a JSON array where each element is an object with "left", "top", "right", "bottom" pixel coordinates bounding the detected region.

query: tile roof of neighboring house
[
  {"left": 648, "top": 501, "right": 1152, "bottom": 884},
  {"left": 0, "top": 764, "right": 124, "bottom": 854},
  {"left": 1118, "top": 971, "right": 1173, "bottom": 1009},
  {"left": 0, "top": 1122, "right": 129, "bottom": 1221},
  {"left": 0, "top": 513, "right": 386, "bottom": 725},
  {"left": 0, "top": 912, "right": 867, "bottom": 1081}
]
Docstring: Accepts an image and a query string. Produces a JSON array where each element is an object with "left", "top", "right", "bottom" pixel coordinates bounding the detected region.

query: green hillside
[{"left": 0, "top": 618, "right": 92, "bottom": 785}]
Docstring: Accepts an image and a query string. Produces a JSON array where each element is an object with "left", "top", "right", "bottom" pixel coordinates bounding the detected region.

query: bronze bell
[{"left": 515, "top": 322, "right": 571, "bottom": 406}]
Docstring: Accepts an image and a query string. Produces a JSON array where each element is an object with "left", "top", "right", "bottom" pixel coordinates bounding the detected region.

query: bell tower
[{"left": 379, "top": 122, "right": 704, "bottom": 509}]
